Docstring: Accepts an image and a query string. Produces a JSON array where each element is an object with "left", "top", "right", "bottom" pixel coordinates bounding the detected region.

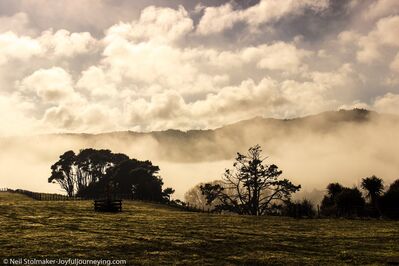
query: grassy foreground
[{"left": 0, "top": 192, "right": 398, "bottom": 265}]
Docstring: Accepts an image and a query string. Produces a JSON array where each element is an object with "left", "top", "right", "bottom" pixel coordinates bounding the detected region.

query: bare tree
[
  {"left": 185, "top": 181, "right": 224, "bottom": 211},
  {"left": 201, "top": 145, "right": 300, "bottom": 215}
]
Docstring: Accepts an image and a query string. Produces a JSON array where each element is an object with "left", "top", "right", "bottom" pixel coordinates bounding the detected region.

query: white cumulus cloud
[{"left": 20, "top": 67, "right": 76, "bottom": 103}]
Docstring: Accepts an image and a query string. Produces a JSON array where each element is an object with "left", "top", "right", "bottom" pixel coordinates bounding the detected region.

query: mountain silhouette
[{"left": 5, "top": 108, "right": 394, "bottom": 162}]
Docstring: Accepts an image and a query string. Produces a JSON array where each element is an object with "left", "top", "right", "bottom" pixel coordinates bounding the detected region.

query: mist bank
[{"left": 1, "top": 109, "right": 399, "bottom": 200}]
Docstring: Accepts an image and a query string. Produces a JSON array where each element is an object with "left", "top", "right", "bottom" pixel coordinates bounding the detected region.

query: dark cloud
[
  {"left": 0, "top": 0, "right": 231, "bottom": 36},
  {"left": 242, "top": 0, "right": 356, "bottom": 45}
]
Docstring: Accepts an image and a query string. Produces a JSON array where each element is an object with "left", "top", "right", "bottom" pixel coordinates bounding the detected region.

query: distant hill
[{"left": 27, "top": 108, "right": 396, "bottom": 162}]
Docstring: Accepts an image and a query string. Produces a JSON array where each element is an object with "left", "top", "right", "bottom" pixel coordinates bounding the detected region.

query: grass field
[{"left": 0, "top": 192, "right": 398, "bottom": 265}]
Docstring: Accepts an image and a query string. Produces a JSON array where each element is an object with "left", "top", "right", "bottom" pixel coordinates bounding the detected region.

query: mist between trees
[
  {"left": 1, "top": 109, "right": 399, "bottom": 202},
  {"left": 47, "top": 144, "right": 399, "bottom": 219},
  {"left": 184, "top": 145, "right": 399, "bottom": 219}
]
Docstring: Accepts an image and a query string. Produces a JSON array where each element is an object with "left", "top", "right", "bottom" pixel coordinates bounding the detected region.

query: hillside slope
[{"left": 1, "top": 193, "right": 399, "bottom": 264}]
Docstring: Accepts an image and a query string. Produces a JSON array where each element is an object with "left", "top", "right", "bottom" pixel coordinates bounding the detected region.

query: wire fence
[
  {"left": 0, "top": 187, "right": 210, "bottom": 213},
  {"left": 2, "top": 188, "right": 397, "bottom": 217},
  {"left": 1, "top": 188, "right": 83, "bottom": 200}
]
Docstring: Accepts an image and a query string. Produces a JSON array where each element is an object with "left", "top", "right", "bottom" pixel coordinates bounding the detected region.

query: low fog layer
[{"left": 1, "top": 109, "right": 398, "bottom": 200}]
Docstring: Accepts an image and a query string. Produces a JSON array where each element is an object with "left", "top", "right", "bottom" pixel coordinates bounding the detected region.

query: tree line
[
  {"left": 49, "top": 146, "right": 399, "bottom": 219},
  {"left": 184, "top": 145, "right": 399, "bottom": 219},
  {"left": 319, "top": 177, "right": 399, "bottom": 219}
]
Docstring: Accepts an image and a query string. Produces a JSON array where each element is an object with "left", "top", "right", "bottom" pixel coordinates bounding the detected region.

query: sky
[{"left": 0, "top": 0, "right": 399, "bottom": 135}]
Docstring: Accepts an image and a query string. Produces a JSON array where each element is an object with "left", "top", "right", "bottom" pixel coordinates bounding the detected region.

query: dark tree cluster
[
  {"left": 320, "top": 176, "right": 399, "bottom": 219},
  {"left": 282, "top": 199, "right": 316, "bottom": 218},
  {"left": 320, "top": 183, "right": 365, "bottom": 217},
  {"left": 48, "top": 148, "right": 174, "bottom": 202},
  {"left": 379, "top": 180, "right": 399, "bottom": 219}
]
